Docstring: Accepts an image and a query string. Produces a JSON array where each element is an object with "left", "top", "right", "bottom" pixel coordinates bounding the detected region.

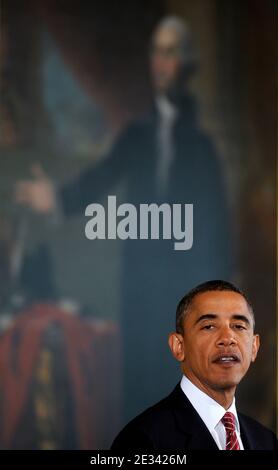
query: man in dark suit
[
  {"left": 16, "top": 17, "right": 234, "bottom": 422},
  {"left": 111, "top": 280, "right": 277, "bottom": 450}
]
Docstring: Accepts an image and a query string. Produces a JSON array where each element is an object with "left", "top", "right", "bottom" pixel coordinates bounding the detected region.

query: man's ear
[
  {"left": 251, "top": 334, "right": 260, "bottom": 362},
  {"left": 168, "top": 332, "right": 185, "bottom": 362}
]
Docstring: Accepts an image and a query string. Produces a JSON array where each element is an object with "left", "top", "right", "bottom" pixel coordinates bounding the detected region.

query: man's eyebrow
[
  {"left": 194, "top": 314, "right": 218, "bottom": 325},
  {"left": 231, "top": 314, "right": 251, "bottom": 325},
  {"left": 194, "top": 313, "right": 251, "bottom": 326}
]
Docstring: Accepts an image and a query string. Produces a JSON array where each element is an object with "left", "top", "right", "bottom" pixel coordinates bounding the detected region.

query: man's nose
[{"left": 216, "top": 327, "right": 237, "bottom": 347}]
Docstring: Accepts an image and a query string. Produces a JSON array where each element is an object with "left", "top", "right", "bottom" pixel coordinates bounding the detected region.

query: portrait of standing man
[{"left": 16, "top": 17, "right": 233, "bottom": 423}]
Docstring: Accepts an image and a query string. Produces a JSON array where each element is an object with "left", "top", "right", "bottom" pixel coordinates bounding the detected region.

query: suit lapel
[
  {"left": 238, "top": 414, "right": 259, "bottom": 450},
  {"left": 170, "top": 384, "right": 219, "bottom": 450}
]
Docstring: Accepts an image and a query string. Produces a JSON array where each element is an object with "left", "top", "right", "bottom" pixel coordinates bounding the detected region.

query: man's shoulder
[
  {"left": 121, "top": 388, "right": 175, "bottom": 433},
  {"left": 239, "top": 412, "right": 278, "bottom": 449},
  {"left": 112, "top": 115, "right": 154, "bottom": 158},
  {"left": 110, "top": 385, "right": 182, "bottom": 450},
  {"left": 120, "top": 114, "right": 154, "bottom": 138}
]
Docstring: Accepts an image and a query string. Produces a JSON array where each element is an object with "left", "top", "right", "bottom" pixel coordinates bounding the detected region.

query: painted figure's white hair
[{"left": 152, "top": 15, "right": 198, "bottom": 70}]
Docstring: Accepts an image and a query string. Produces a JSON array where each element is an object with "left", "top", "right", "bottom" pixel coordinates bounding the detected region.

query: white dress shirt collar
[
  {"left": 180, "top": 374, "right": 242, "bottom": 449},
  {"left": 155, "top": 95, "right": 178, "bottom": 122}
]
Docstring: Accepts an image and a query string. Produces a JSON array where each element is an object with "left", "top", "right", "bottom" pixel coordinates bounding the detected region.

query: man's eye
[
  {"left": 202, "top": 324, "right": 215, "bottom": 330},
  {"left": 234, "top": 324, "right": 246, "bottom": 330}
]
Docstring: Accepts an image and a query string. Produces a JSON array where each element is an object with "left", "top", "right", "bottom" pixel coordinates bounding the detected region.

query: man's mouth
[{"left": 212, "top": 353, "right": 240, "bottom": 365}]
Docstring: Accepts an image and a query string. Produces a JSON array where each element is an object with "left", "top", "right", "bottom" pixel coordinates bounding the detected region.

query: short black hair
[{"left": 176, "top": 280, "right": 255, "bottom": 334}]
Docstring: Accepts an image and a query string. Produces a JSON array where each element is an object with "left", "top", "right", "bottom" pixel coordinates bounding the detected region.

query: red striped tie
[{"left": 221, "top": 412, "right": 240, "bottom": 450}]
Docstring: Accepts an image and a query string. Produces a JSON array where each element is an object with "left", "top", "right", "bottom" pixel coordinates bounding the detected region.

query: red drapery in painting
[{"left": 0, "top": 303, "right": 121, "bottom": 449}]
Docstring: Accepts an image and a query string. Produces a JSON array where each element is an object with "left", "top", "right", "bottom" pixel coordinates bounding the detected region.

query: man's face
[
  {"left": 150, "top": 26, "right": 184, "bottom": 94},
  {"left": 176, "top": 291, "right": 259, "bottom": 393}
]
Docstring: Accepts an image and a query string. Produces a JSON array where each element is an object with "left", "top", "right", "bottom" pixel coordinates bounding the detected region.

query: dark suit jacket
[{"left": 111, "top": 383, "right": 278, "bottom": 451}]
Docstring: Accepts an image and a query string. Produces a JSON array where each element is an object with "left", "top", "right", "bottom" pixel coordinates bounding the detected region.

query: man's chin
[
  {"left": 209, "top": 363, "right": 247, "bottom": 390},
  {"left": 210, "top": 376, "right": 241, "bottom": 391},
  {"left": 154, "top": 82, "right": 171, "bottom": 94}
]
